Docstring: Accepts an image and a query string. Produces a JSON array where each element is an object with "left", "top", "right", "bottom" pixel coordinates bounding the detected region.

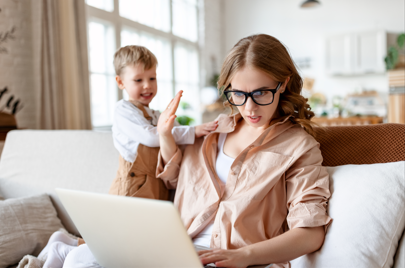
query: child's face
[{"left": 116, "top": 64, "right": 157, "bottom": 107}]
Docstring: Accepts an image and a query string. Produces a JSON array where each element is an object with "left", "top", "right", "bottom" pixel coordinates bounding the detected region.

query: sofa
[{"left": 0, "top": 124, "right": 404, "bottom": 268}]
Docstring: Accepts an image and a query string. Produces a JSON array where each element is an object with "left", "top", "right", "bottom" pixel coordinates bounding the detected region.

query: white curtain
[{"left": 37, "top": 0, "right": 91, "bottom": 129}]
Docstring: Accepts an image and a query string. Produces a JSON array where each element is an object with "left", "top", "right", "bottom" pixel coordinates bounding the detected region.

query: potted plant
[
  {"left": 176, "top": 101, "right": 195, "bottom": 126},
  {"left": 385, "top": 33, "right": 405, "bottom": 70}
]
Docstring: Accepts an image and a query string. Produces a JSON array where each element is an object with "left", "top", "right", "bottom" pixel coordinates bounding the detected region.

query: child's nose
[{"left": 144, "top": 81, "right": 151, "bottom": 89}]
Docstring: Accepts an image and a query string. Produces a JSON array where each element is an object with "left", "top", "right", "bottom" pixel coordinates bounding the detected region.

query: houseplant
[
  {"left": 176, "top": 101, "right": 195, "bottom": 126},
  {"left": 385, "top": 33, "right": 405, "bottom": 70}
]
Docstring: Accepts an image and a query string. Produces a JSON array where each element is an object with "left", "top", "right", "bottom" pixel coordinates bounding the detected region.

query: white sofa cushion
[
  {"left": 0, "top": 130, "right": 119, "bottom": 235},
  {"left": 291, "top": 161, "right": 405, "bottom": 268},
  {"left": 0, "top": 194, "right": 64, "bottom": 268},
  {"left": 394, "top": 231, "right": 405, "bottom": 268}
]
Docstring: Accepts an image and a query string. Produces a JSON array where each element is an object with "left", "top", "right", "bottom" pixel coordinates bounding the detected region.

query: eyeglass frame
[{"left": 223, "top": 82, "right": 282, "bottom": 106}]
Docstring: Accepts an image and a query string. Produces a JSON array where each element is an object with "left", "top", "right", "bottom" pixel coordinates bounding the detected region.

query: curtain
[{"left": 38, "top": 0, "right": 91, "bottom": 129}]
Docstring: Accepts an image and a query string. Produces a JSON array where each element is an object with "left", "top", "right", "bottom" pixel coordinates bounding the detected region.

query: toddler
[{"left": 108, "top": 45, "right": 218, "bottom": 199}]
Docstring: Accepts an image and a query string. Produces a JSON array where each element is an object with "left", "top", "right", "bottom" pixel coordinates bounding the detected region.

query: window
[
  {"left": 86, "top": 0, "right": 202, "bottom": 129},
  {"left": 87, "top": 20, "right": 116, "bottom": 127},
  {"left": 119, "top": 0, "right": 171, "bottom": 32}
]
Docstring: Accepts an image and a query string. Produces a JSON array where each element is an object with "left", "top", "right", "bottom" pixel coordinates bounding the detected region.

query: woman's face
[{"left": 229, "top": 65, "right": 288, "bottom": 129}]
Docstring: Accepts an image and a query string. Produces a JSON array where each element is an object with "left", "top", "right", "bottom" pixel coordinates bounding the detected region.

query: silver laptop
[{"left": 56, "top": 188, "right": 204, "bottom": 268}]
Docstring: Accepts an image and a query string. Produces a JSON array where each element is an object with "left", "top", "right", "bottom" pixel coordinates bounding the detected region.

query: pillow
[
  {"left": 394, "top": 231, "right": 405, "bottom": 268},
  {"left": 0, "top": 194, "right": 64, "bottom": 268},
  {"left": 290, "top": 161, "right": 405, "bottom": 268}
]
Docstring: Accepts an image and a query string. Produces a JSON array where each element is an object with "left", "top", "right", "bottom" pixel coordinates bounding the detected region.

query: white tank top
[{"left": 193, "top": 133, "right": 235, "bottom": 248}]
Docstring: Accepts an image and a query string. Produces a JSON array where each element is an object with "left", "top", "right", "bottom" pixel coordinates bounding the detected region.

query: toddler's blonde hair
[{"left": 113, "top": 45, "right": 158, "bottom": 76}]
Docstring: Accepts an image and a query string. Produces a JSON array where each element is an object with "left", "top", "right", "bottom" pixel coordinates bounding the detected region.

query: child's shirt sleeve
[
  {"left": 151, "top": 109, "right": 195, "bottom": 145},
  {"left": 112, "top": 101, "right": 195, "bottom": 162}
]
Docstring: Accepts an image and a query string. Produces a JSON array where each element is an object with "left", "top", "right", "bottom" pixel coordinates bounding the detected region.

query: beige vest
[{"left": 109, "top": 101, "right": 169, "bottom": 200}]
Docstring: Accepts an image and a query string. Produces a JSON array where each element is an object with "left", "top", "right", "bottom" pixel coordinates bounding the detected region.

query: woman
[
  {"left": 157, "top": 34, "right": 331, "bottom": 268},
  {"left": 63, "top": 34, "right": 331, "bottom": 268}
]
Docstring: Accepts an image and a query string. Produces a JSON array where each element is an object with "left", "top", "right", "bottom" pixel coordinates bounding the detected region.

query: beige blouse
[{"left": 157, "top": 113, "right": 332, "bottom": 268}]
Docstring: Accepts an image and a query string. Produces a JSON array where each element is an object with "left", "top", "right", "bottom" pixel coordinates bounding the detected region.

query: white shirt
[
  {"left": 193, "top": 133, "right": 234, "bottom": 248},
  {"left": 112, "top": 99, "right": 195, "bottom": 163}
]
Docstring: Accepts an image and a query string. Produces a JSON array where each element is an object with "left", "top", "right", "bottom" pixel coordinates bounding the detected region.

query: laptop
[{"left": 56, "top": 188, "right": 206, "bottom": 268}]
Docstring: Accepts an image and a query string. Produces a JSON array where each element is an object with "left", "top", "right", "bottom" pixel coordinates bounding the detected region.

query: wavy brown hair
[{"left": 218, "top": 34, "right": 318, "bottom": 136}]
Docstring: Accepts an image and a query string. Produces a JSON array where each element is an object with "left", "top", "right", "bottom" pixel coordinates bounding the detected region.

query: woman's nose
[{"left": 244, "top": 97, "right": 258, "bottom": 111}]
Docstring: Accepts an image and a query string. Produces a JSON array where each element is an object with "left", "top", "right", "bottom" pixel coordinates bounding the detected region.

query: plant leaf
[
  {"left": 384, "top": 57, "right": 391, "bottom": 70},
  {"left": 386, "top": 47, "right": 399, "bottom": 70},
  {"left": 397, "top": 33, "right": 405, "bottom": 49},
  {"left": 180, "top": 101, "right": 191, "bottom": 110},
  {"left": 176, "top": 115, "right": 194, "bottom": 126}
]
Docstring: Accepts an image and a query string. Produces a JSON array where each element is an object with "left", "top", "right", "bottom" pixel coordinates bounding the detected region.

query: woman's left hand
[
  {"left": 198, "top": 248, "right": 252, "bottom": 268},
  {"left": 157, "top": 90, "right": 182, "bottom": 137}
]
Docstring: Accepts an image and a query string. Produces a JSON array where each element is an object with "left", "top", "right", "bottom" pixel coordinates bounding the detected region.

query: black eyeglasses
[{"left": 223, "top": 82, "right": 282, "bottom": 106}]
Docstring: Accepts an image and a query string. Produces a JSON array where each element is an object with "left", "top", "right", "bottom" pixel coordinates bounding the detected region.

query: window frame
[{"left": 86, "top": 0, "right": 203, "bottom": 129}]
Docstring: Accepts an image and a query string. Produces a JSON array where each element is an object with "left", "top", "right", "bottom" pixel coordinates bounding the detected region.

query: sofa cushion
[
  {"left": 0, "top": 130, "right": 119, "bottom": 235},
  {"left": 394, "top": 230, "right": 405, "bottom": 268},
  {"left": 0, "top": 194, "right": 64, "bottom": 268},
  {"left": 313, "top": 124, "right": 405, "bottom": 166},
  {"left": 290, "top": 161, "right": 405, "bottom": 268}
]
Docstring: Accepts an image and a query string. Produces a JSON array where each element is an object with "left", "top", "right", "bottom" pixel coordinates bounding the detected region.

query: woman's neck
[{"left": 223, "top": 118, "right": 270, "bottom": 158}]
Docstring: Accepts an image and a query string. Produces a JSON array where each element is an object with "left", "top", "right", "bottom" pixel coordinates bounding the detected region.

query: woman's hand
[
  {"left": 198, "top": 227, "right": 325, "bottom": 267},
  {"left": 157, "top": 90, "right": 183, "bottom": 137},
  {"left": 198, "top": 248, "right": 252, "bottom": 268},
  {"left": 158, "top": 90, "right": 183, "bottom": 165}
]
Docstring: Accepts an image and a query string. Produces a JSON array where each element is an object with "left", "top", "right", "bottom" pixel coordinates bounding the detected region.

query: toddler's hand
[{"left": 195, "top": 120, "right": 218, "bottom": 138}]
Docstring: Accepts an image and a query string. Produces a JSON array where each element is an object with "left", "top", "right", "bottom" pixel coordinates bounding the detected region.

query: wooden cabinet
[
  {"left": 357, "top": 31, "right": 387, "bottom": 73},
  {"left": 326, "top": 30, "right": 396, "bottom": 75},
  {"left": 388, "top": 93, "right": 405, "bottom": 123},
  {"left": 327, "top": 34, "right": 356, "bottom": 75},
  {"left": 388, "top": 69, "right": 405, "bottom": 124}
]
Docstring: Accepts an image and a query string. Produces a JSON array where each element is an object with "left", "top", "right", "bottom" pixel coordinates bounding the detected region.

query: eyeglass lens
[{"left": 225, "top": 90, "right": 274, "bottom": 105}]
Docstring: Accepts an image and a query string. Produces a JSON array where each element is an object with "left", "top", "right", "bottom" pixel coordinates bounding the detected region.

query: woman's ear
[
  {"left": 116, "top": 75, "right": 125, "bottom": 90},
  {"left": 281, "top": 76, "right": 291, "bottom": 93}
]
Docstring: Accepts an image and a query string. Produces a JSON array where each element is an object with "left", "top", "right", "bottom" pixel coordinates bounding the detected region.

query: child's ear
[{"left": 116, "top": 75, "right": 125, "bottom": 90}]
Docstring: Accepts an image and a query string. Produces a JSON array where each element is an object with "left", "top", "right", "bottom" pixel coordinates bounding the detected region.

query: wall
[
  {"left": 222, "top": 0, "right": 405, "bottom": 107},
  {"left": 201, "top": 0, "right": 225, "bottom": 86},
  {"left": 0, "top": 0, "right": 38, "bottom": 129}
]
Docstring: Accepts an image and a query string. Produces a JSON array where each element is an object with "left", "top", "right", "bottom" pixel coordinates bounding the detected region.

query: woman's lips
[{"left": 247, "top": 116, "right": 261, "bottom": 123}]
